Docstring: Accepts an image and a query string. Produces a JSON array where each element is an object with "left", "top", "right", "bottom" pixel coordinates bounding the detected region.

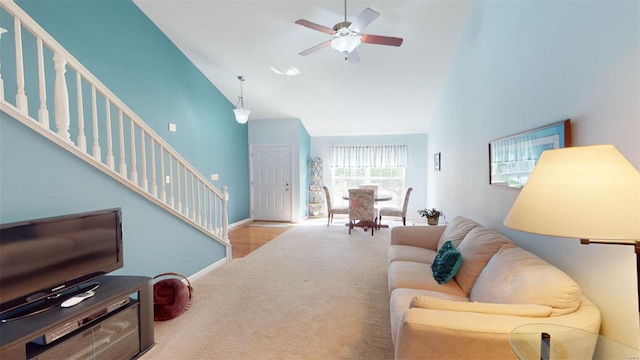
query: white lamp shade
[
  {"left": 233, "top": 108, "right": 250, "bottom": 124},
  {"left": 331, "top": 35, "right": 361, "bottom": 54},
  {"left": 504, "top": 145, "right": 640, "bottom": 240}
]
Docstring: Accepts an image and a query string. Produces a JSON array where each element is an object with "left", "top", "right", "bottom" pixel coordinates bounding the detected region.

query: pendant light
[{"left": 233, "top": 75, "right": 250, "bottom": 124}]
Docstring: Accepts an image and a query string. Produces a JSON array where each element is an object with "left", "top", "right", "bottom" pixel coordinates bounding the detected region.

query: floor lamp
[{"left": 504, "top": 145, "right": 640, "bottom": 310}]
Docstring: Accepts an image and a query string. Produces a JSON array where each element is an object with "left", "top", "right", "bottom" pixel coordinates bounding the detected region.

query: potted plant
[{"left": 417, "top": 208, "right": 445, "bottom": 225}]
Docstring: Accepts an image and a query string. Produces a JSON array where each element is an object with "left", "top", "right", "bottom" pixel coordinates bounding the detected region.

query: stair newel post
[
  {"left": 222, "top": 185, "right": 229, "bottom": 243},
  {"left": 117, "top": 109, "right": 127, "bottom": 178},
  {"left": 0, "top": 27, "right": 6, "bottom": 101},
  {"left": 75, "top": 72, "right": 86, "bottom": 152},
  {"left": 105, "top": 98, "right": 115, "bottom": 170},
  {"left": 90, "top": 85, "right": 101, "bottom": 160},
  {"left": 130, "top": 119, "right": 138, "bottom": 185},
  {"left": 52, "top": 52, "right": 71, "bottom": 141},
  {"left": 36, "top": 37, "right": 50, "bottom": 128},
  {"left": 14, "top": 18, "right": 28, "bottom": 115},
  {"left": 140, "top": 130, "right": 148, "bottom": 191}
]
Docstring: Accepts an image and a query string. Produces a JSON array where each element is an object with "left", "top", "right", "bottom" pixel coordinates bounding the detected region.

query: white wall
[
  {"left": 427, "top": 1, "right": 639, "bottom": 347},
  {"left": 311, "top": 134, "right": 428, "bottom": 221}
]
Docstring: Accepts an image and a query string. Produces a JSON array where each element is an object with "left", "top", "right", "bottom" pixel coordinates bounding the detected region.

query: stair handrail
[{"left": 0, "top": 0, "right": 230, "bottom": 258}]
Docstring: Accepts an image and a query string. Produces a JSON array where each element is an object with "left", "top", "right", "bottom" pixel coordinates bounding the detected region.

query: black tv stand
[{"left": 0, "top": 275, "right": 154, "bottom": 359}]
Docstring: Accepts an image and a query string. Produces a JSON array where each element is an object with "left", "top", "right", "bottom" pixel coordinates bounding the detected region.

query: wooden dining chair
[
  {"left": 323, "top": 186, "right": 348, "bottom": 227},
  {"left": 348, "top": 188, "right": 378, "bottom": 235},
  {"left": 378, "top": 187, "right": 413, "bottom": 226}
]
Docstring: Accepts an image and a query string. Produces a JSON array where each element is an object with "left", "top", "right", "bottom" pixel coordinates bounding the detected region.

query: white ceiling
[{"left": 133, "top": 0, "right": 471, "bottom": 137}]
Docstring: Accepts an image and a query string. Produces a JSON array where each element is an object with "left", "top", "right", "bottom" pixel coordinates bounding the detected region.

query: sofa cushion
[
  {"left": 454, "top": 227, "right": 513, "bottom": 295},
  {"left": 388, "top": 261, "right": 467, "bottom": 297},
  {"left": 389, "top": 288, "right": 470, "bottom": 346},
  {"left": 470, "top": 244, "right": 582, "bottom": 316},
  {"left": 437, "top": 216, "right": 482, "bottom": 250},
  {"left": 410, "top": 296, "right": 553, "bottom": 317},
  {"left": 431, "top": 241, "right": 462, "bottom": 284},
  {"left": 389, "top": 244, "right": 437, "bottom": 264}
]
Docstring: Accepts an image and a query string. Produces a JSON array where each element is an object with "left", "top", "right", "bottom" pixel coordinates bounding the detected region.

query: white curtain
[{"left": 329, "top": 145, "right": 408, "bottom": 168}]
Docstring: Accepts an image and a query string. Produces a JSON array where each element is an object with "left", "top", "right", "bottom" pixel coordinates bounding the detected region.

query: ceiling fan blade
[
  {"left": 348, "top": 8, "right": 380, "bottom": 34},
  {"left": 295, "top": 19, "right": 336, "bottom": 35},
  {"left": 299, "top": 40, "right": 331, "bottom": 56},
  {"left": 348, "top": 49, "right": 360, "bottom": 64},
  {"left": 361, "top": 34, "right": 404, "bottom": 47}
]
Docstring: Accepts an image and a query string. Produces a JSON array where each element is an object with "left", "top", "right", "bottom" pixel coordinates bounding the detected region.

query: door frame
[{"left": 249, "top": 144, "right": 294, "bottom": 222}]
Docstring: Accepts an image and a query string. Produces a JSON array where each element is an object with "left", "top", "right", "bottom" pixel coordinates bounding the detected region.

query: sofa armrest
[
  {"left": 390, "top": 225, "right": 446, "bottom": 250},
  {"left": 395, "top": 298, "right": 601, "bottom": 360}
]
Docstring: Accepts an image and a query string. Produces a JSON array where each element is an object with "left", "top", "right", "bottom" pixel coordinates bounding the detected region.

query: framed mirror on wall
[{"left": 489, "top": 119, "right": 571, "bottom": 188}]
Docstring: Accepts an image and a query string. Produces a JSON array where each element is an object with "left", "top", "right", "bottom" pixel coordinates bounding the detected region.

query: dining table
[{"left": 342, "top": 191, "right": 394, "bottom": 230}]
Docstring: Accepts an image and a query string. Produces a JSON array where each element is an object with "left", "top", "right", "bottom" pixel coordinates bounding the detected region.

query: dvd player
[{"left": 32, "top": 296, "right": 130, "bottom": 345}]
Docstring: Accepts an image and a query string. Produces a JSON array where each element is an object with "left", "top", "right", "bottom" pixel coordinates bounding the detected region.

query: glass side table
[{"left": 509, "top": 323, "right": 639, "bottom": 360}]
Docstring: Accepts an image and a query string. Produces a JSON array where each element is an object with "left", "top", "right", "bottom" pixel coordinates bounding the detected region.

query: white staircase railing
[{"left": 0, "top": 1, "right": 230, "bottom": 258}]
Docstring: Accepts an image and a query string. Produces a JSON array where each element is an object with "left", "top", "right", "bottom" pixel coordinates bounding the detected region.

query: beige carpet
[{"left": 142, "top": 217, "right": 397, "bottom": 360}]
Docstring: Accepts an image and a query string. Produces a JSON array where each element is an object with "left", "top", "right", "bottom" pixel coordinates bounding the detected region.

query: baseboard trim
[{"left": 188, "top": 257, "right": 228, "bottom": 283}]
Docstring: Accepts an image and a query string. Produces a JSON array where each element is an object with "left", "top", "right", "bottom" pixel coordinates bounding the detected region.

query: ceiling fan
[{"left": 295, "top": 0, "right": 404, "bottom": 63}]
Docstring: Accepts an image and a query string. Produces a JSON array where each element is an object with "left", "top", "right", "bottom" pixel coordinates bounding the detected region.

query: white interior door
[{"left": 251, "top": 146, "right": 292, "bottom": 221}]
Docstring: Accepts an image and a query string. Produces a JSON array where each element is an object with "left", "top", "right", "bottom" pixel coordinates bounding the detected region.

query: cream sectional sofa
[{"left": 388, "top": 216, "right": 601, "bottom": 360}]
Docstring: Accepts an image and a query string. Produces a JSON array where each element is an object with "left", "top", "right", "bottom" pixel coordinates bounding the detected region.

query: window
[
  {"left": 331, "top": 167, "right": 406, "bottom": 207},
  {"left": 329, "top": 145, "right": 407, "bottom": 207}
]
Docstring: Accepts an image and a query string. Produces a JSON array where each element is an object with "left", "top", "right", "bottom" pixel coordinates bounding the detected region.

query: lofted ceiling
[{"left": 133, "top": 0, "right": 471, "bottom": 137}]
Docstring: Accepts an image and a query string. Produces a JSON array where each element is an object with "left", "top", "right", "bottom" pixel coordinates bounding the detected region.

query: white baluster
[
  {"left": 36, "top": 37, "right": 50, "bottom": 128},
  {"left": 52, "top": 52, "right": 70, "bottom": 141},
  {"left": 129, "top": 119, "right": 138, "bottom": 184},
  {"left": 90, "top": 85, "right": 101, "bottom": 160},
  {"left": 160, "top": 149, "right": 166, "bottom": 203},
  {"left": 151, "top": 138, "right": 158, "bottom": 197},
  {"left": 0, "top": 27, "right": 6, "bottom": 101},
  {"left": 168, "top": 155, "right": 174, "bottom": 207},
  {"left": 14, "top": 19, "right": 28, "bottom": 114},
  {"left": 117, "top": 110, "right": 127, "bottom": 178},
  {"left": 140, "top": 131, "right": 148, "bottom": 191},
  {"left": 105, "top": 98, "right": 115, "bottom": 170},
  {"left": 183, "top": 167, "right": 189, "bottom": 216},
  {"left": 196, "top": 180, "right": 201, "bottom": 224},
  {"left": 207, "top": 190, "right": 213, "bottom": 231},
  {"left": 191, "top": 172, "right": 196, "bottom": 220},
  {"left": 176, "top": 162, "right": 182, "bottom": 213},
  {"left": 76, "top": 73, "right": 86, "bottom": 152}
]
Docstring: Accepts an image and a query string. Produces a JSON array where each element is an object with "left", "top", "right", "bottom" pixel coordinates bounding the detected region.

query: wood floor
[{"left": 228, "top": 223, "right": 292, "bottom": 259}]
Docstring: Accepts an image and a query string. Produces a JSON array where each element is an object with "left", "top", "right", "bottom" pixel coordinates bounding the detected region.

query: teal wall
[
  {"left": 0, "top": 0, "right": 250, "bottom": 277},
  {"left": 0, "top": 113, "right": 226, "bottom": 277},
  {"left": 8, "top": 0, "right": 250, "bottom": 223}
]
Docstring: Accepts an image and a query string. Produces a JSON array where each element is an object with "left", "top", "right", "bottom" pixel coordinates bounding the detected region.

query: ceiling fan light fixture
[
  {"left": 233, "top": 75, "right": 250, "bottom": 124},
  {"left": 331, "top": 34, "right": 361, "bottom": 54}
]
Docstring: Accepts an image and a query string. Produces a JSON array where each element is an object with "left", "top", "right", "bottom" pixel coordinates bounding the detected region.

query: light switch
[
  {"left": 168, "top": 123, "right": 177, "bottom": 132},
  {"left": 210, "top": 174, "right": 219, "bottom": 181},
  {"left": 165, "top": 176, "right": 171, "bottom": 184}
]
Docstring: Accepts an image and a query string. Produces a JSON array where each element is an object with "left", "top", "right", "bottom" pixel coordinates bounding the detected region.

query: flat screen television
[{"left": 0, "top": 208, "right": 123, "bottom": 318}]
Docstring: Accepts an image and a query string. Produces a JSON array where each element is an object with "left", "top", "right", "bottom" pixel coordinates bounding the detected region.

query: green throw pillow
[{"left": 431, "top": 240, "right": 462, "bottom": 284}]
